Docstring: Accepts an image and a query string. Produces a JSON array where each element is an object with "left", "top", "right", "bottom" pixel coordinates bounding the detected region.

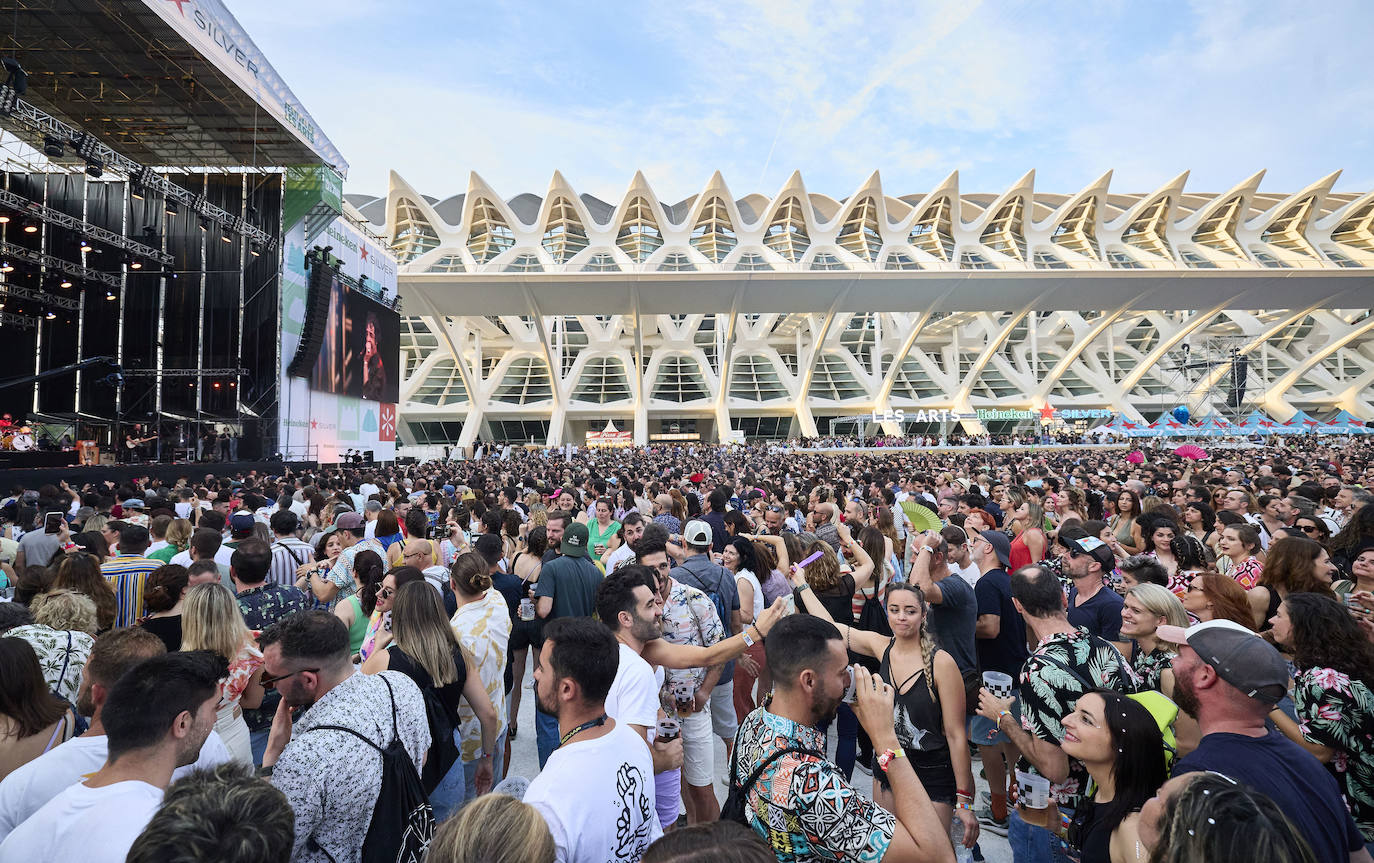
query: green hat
[{"left": 561, "top": 522, "right": 590, "bottom": 557}]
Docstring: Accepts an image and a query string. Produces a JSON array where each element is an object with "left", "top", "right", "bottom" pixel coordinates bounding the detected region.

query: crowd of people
[{"left": 0, "top": 434, "right": 1372, "bottom": 862}]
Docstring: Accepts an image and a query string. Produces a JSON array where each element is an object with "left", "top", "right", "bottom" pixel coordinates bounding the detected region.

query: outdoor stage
[{"left": 0, "top": 459, "right": 319, "bottom": 491}]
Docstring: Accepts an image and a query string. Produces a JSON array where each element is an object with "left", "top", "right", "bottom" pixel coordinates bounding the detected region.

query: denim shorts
[{"left": 968, "top": 689, "right": 1020, "bottom": 746}]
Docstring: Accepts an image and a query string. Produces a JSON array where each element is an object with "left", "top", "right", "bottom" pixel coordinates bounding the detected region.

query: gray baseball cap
[{"left": 1157, "top": 619, "right": 1288, "bottom": 706}]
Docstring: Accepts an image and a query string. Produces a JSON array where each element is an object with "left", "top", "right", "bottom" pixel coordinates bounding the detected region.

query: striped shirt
[
  {"left": 269, "top": 537, "right": 315, "bottom": 587},
  {"left": 100, "top": 554, "right": 162, "bottom": 628}
]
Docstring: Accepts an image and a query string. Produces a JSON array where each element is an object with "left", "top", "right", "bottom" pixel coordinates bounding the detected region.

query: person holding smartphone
[{"left": 15, "top": 512, "right": 66, "bottom": 572}]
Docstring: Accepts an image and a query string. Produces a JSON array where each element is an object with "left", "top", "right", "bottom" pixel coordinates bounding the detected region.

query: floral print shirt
[
  {"left": 735, "top": 705, "right": 894, "bottom": 862},
  {"left": 1130, "top": 642, "right": 1176, "bottom": 693},
  {"left": 1018, "top": 628, "right": 1140, "bottom": 809},
  {"left": 7, "top": 624, "right": 93, "bottom": 702},
  {"left": 236, "top": 583, "right": 312, "bottom": 631},
  {"left": 450, "top": 590, "right": 511, "bottom": 761},
  {"left": 1293, "top": 666, "right": 1374, "bottom": 841},
  {"left": 659, "top": 579, "right": 725, "bottom": 702}
]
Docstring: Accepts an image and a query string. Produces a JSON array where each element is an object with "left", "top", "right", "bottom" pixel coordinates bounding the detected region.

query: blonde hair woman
[
  {"left": 181, "top": 583, "right": 264, "bottom": 765},
  {"left": 6, "top": 590, "right": 97, "bottom": 702},
  {"left": 361, "top": 580, "right": 499, "bottom": 820},
  {"left": 150, "top": 518, "right": 193, "bottom": 564},
  {"left": 427, "top": 793, "right": 554, "bottom": 863}
]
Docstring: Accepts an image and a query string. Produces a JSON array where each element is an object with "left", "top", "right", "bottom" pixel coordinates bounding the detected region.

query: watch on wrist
[{"left": 875, "top": 747, "right": 907, "bottom": 773}]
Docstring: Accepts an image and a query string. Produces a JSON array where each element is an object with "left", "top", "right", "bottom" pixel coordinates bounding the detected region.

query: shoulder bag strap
[
  {"left": 308, "top": 723, "right": 384, "bottom": 753},
  {"left": 737, "top": 744, "right": 826, "bottom": 800},
  {"left": 379, "top": 673, "right": 401, "bottom": 745}
]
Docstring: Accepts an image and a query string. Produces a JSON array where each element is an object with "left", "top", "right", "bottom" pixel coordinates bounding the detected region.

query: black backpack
[
  {"left": 395, "top": 648, "right": 462, "bottom": 795},
  {"left": 721, "top": 739, "right": 824, "bottom": 826},
  {"left": 309, "top": 675, "right": 436, "bottom": 863}
]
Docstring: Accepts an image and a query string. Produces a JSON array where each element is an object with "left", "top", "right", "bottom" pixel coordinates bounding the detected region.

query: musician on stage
[{"left": 124, "top": 426, "right": 156, "bottom": 464}]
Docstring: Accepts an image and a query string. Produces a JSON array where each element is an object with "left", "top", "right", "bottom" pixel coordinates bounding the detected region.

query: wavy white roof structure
[{"left": 350, "top": 170, "right": 1374, "bottom": 447}]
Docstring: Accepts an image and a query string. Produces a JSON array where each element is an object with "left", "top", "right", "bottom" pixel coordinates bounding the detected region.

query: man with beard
[
  {"left": 732, "top": 613, "right": 951, "bottom": 862},
  {"left": 594, "top": 565, "right": 686, "bottom": 832},
  {"left": 523, "top": 617, "right": 663, "bottom": 863},
  {"left": 0, "top": 650, "right": 226, "bottom": 863},
  {"left": 0, "top": 628, "right": 230, "bottom": 838},
  {"left": 258, "top": 611, "right": 430, "bottom": 863},
  {"left": 1160, "top": 619, "right": 1370, "bottom": 863},
  {"left": 975, "top": 564, "right": 1138, "bottom": 860}
]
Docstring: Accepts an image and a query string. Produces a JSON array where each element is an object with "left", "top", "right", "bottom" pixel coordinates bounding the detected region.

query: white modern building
[{"left": 346, "top": 169, "right": 1374, "bottom": 446}]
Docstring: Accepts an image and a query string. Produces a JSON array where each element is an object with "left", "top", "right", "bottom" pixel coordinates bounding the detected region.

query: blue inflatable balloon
[{"left": 1172, "top": 405, "right": 1190, "bottom": 424}]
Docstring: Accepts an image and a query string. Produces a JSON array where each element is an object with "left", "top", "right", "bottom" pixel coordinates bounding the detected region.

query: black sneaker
[{"left": 975, "top": 806, "right": 1009, "bottom": 837}]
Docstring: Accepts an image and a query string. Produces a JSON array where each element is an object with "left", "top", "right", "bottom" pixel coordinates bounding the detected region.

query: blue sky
[{"left": 232, "top": 0, "right": 1373, "bottom": 204}]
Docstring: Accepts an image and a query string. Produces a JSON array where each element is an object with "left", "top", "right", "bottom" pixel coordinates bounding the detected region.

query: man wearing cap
[
  {"left": 975, "top": 565, "right": 1139, "bottom": 859},
  {"left": 1164, "top": 619, "right": 1371, "bottom": 863},
  {"left": 223, "top": 512, "right": 256, "bottom": 551},
  {"left": 672, "top": 520, "right": 742, "bottom": 763},
  {"left": 311, "top": 512, "right": 381, "bottom": 609},
  {"left": 970, "top": 529, "right": 1026, "bottom": 836},
  {"left": 1062, "top": 532, "right": 1124, "bottom": 642},
  {"left": 532, "top": 521, "right": 605, "bottom": 767}
]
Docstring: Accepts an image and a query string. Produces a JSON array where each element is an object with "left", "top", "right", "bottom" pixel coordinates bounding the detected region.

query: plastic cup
[
  {"left": 656, "top": 718, "right": 680, "bottom": 742},
  {"left": 842, "top": 665, "right": 858, "bottom": 704},
  {"left": 983, "top": 671, "right": 1014, "bottom": 699},
  {"left": 1016, "top": 769, "right": 1052, "bottom": 810}
]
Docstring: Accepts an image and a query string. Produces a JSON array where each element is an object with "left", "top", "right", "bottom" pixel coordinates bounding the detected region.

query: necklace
[{"left": 559, "top": 713, "right": 608, "bottom": 747}]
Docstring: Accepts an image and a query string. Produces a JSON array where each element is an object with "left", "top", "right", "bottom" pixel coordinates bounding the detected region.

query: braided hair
[{"left": 883, "top": 582, "right": 938, "bottom": 706}]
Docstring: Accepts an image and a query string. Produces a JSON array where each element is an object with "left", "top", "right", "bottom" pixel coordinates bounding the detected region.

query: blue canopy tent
[{"left": 1320, "top": 409, "right": 1371, "bottom": 435}]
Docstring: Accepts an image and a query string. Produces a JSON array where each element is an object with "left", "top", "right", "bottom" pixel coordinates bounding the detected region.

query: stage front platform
[
  {"left": 0, "top": 451, "right": 80, "bottom": 470},
  {"left": 0, "top": 459, "right": 319, "bottom": 490}
]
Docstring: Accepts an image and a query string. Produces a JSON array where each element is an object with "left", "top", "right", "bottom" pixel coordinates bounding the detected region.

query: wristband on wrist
[
  {"left": 998, "top": 709, "right": 1013, "bottom": 725},
  {"left": 741, "top": 628, "right": 755, "bottom": 648},
  {"left": 955, "top": 802, "right": 974, "bottom": 812}
]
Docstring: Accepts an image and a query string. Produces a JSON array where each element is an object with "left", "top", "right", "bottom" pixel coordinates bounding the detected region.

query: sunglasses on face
[
  {"left": 260, "top": 667, "right": 320, "bottom": 690},
  {"left": 379, "top": 587, "right": 395, "bottom": 599}
]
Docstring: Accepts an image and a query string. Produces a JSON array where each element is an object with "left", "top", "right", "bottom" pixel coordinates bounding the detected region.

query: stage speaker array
[{"left": 286, "top": 254, "right": 334, "bottom": 379}]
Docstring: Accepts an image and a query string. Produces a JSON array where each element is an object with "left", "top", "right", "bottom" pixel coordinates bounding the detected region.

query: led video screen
[{"left": 307, "top": 276, "right": 400, "bottom": 403}]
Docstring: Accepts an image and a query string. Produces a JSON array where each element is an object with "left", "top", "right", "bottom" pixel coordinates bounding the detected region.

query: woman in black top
[
  {"left": 1060, "top": 690, "right": 1169, "bottom": 863},
  {"left": 791, "top": 576, "right": 979, "bottom": 854},
  {"left": 138, "top": 564, "right": 189, "bottom": 651},
  {"left": 360, "top": 579, "right": 500, "bottom": 821}
]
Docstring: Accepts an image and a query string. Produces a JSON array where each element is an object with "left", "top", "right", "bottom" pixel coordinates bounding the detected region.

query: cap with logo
[
  {"left": 1066, "top": 535, "right": 1115, "bottom": 572},
  {"left": 682, "top": 520, "right": 713, "bottom": 548},
  {"left": 1155, "top": 619, "right": 1289, "bottom": 706},
  {"left": 560, "top": 522, "right": 590, "bottom": 557}
]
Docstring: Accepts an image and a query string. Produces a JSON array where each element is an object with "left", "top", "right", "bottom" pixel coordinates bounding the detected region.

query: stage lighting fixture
[
  {"left": 2, "top": 58, "right": 27, "bottom": 94},
  {"left": 78, "top": 237, "right": 90, "bottom": 251},
  {"left": 0, "top": 261, "right": 12, "bottom": 273},
  {"left": 43, "top": 135, "right": 63, "bottom": 158},
  {"left": 105, "top": 290, "right": 115, "bottom": 301},
  {"left": 249, "top": 242, "right": 261, "bottom": 257},
  {"left": 130, "top": 184, "right": 143, "bottom": 201},
  {"left": 0, "top": 215, "right": 8, "bottom": 224},
  {"left": 45, "top": 311, "right": 54, "bottom": 320},
  {"left": 59, "top": 277, "right": 72, "bottom": 288},
  {"left": 199, "top": 217, "right": 210, "bottom": 232},
  {"left": 165, "top": 199, "right": 179, "bottom": 217},
  {"left": 22, "top": 222, "right": 37, "bottom": 233},
  {"left": 220, "top": 233, "right": 231, "bottom": 244},
  {"left": 84, "top": 158, "right": 103, "bottom": 178},
  {"left": 212, "top": 381, "right": 221, "bottom": 389},
  {"left": 130, "top": 259, "right": 143, "bottom": 270}
]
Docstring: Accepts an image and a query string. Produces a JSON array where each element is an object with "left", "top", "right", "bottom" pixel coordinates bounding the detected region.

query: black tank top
[
  {"left": 387, "top": 644, "right": 467, "bottom": 725},
  {"left": 877, "top": 638, "right": 947, "bottom": 754}
]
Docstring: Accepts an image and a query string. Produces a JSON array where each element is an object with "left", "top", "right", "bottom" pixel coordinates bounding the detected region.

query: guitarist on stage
[{"left": 124, "top": 426, "right": 156, "bottom": 464}]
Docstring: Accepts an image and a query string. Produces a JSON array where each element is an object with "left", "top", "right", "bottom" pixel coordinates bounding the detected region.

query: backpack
[
  {"left": 391, "top": 647, "right": 462, "bottom": 795},
  {"left": 309, "top": 675, "right": 436, "bottom": 863},
  {"left": 675, "top": 557, "right": 733, "bottom": 637},
  {"left": 721, "top": 739, "right": 825, "bottom": 826}
]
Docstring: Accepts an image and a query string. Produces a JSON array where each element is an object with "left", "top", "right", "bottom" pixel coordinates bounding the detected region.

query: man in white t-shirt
[
  {"left": 0, "top": 628, "right": 231, "bottom": 839},
  {"left": 525, "top": 617, "right": 662, "bottom": 863},
  {"left": 0, "top": 649, "right": 225, "bottom": 863},
  {"left": 594, "top": 565, "right": 685, "bottom": 831}
]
